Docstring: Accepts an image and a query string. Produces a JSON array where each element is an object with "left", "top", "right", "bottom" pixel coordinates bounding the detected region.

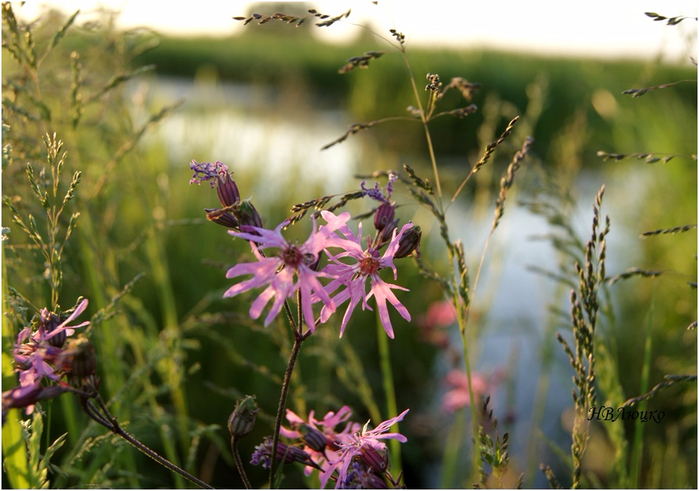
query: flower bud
[
  {"left": 251, "top": 437, "right": 317, "bottom": 469},
  {"left": 394, "top": 225, "right": 421, "bottom": 259},
  {"left": 374, "top": 202, "right": 395, "bottom": 232},
  {"left": 56, "top": 336, "right": 99, "bottom": 394},
  {"left": 300, "top": 424, "right": 327, "bottom": 453},
  {"left": 359, "top": 444, "right": 388, "bottom": 473},
  {"left": 206, "top": 207, "right": 240, "bottom": 229},
  {"left": 42, "top": 311, "right": 66, "bottom": 348},
  {"left": 216, "top": 174, "right": 241, "bottom": 208},
  {"left": 65, "top": 336, "right": 97, "bottom": 379},
  {"left": 279, "top": 443, "right": 314, "bottom": 465},
  {"left": 235, "top": 200, "right": 264, "bottom": 229},
  {"left": 228, "top": 395, "right": 259, "bottom": 439}
]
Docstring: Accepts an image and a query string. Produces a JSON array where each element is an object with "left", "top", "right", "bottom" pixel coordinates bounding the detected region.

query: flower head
[
  {"left": 323, "top": 409, "right": 409, "bottom": 489},
  {"left": 319, "top": 211, "right": 412, "bottom": 338},
  {"left": 225, "top": 213, "right": 351, "bottom": 330},
  {"left": 3, "top": 298, "right": 90, "bottom": 421},
  {"left": 279, "top": 406, "right": 360, "bottom": 480}
]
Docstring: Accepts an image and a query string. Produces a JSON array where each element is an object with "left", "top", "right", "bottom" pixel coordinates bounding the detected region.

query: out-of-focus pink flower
[
  {"left": 418, "top": 300, "right": 456, "bottom": 348},
  {"left": 419, "top": 300, "right": 457, "bottom": 329},
  {"left": 442, "top": 369, "right": 502, "bottom": 412}
]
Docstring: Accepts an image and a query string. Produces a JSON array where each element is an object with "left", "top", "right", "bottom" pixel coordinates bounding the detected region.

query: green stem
[
  {"left": 630, "top": 283, "right": 655, "bottom": 486},
  {"left": 269, "top": 332, "right": 306, "bottom": 488},
  {"left": 376, "top": 311, "right": 401, "bottom": 479}
]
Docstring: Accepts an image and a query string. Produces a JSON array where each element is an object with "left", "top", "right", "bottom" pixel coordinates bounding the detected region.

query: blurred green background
[{"left": 2, "top": 2, "right": 696, "bottom": 488}]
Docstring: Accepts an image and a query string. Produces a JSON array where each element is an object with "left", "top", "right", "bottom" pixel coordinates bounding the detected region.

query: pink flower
[
  {"left": 319, "top": 211, "right": 412, "bottom": 339},
  {"left": 280, "top": 406, "right": 360, "bottom": 482},
  {"left": 322, "top": 409, "right": 409, "bottom": 488},
  {"left": 418, "top": 300, "right": 457, "bottom": 348},
  {"left": 225, "top": 213, "right": 351, "bottom": 330},
  {"left": 4, "top": 299, "right": 90, "bottom": 419}
]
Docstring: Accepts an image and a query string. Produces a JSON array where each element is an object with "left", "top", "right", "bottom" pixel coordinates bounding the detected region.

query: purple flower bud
[
  {"left": 359, "top": 444, "right": 388, "bottom": 473},
  {"left": 376, "top": 218, "right": 399, "bottom": 249},
  {"left": 250, "top": 437, "right": 314, "bottom": 469},
  {"left": 41, "top": 310, "right": 66, "bottom": 348},
  {"left": 374, "top": 202, "right": 395, "bottom": 232},
  {"left": 228, "top": 395, "right": 258, "bottom": 438},
  {"left": 216, "top": 174, "right": 241, "bottom": 208},
  {"left": 235, "top": 201, "right": 264, "bottom": 229},
  {"left": 300, "top": 424, "right": 327, "bottom": 453},
  {"left": 206, "top": 208, "right": 240, "bottom": 229},
  {"left": 394, "top": 225, "right": 421, "bottom": 259}
]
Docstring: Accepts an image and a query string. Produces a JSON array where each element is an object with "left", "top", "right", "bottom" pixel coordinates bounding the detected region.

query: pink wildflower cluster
[
  {"left": 2, "top": 299, "right": 91, "bottom": 422},
  {"left": 252, "top": 406, "right": 409, "bottom": 488},
  {"left": 192, "top": 161, "right": 421, "bottom": 338}
]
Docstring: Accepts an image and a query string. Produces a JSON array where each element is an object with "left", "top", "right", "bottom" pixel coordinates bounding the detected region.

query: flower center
[
  {"left": 281, "top": 245, "right": 305, "bottom": 269},
  {"left": 358, "top": 250, "right": 381, "bottom": 276}
]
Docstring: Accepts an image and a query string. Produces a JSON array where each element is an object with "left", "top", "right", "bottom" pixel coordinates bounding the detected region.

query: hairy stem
[
  {"left": 231, "top": 436, "right": 252, "bottom": 489},
  {"left": 269, "top": 334, "right": 305, "bottom": 488}
]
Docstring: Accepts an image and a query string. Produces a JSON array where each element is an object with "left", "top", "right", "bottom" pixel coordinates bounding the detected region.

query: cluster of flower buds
[
  {"left": 364, "top": 174, "right": 421, "bottom": 258},
  {"left": 2, "top": 298, "right": 93, "bottom": 424},
  {"left": 190, "top": 160, "right": 263, "bottom": 230}
]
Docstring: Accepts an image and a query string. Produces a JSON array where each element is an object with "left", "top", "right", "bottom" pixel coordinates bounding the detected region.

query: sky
[{"left": 15, "top": 0, "right": 699, "bottom": 62}]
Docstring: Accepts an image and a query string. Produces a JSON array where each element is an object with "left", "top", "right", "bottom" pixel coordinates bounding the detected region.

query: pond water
[{"left": 134, "top": 75, "right": 649, "bottom": 486}]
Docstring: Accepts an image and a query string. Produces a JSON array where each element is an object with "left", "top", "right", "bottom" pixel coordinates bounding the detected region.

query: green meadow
[{"left": 2, "top": 4, "right": 696, "bottom": 488}]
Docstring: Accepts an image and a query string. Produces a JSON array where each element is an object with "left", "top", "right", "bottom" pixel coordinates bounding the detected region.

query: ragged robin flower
[
  {"left": 3, "top": 298, "right": 90, "bottom": 422},
  {"left": 319, "top": 210, "right": 413, "bottom": 339},
  {"left": 321, "top": 409, "right": 409, "bottom": 489},
  {"left": 225, "top": 212, "right": 352, "bottom": 330},
  {"left": 280, "top": 406, "right": 360, "bottom": 482}
]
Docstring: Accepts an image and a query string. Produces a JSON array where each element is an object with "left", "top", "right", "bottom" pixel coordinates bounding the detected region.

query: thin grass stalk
[
  {"left": 376, "top": 309, "right": 402, "bottom": 479},
  {"left": 144, "top": 232, "right": 192, "bottom": 458},
  {"left": 339, "top": 341, "right": 383, "bottom": 425},
  {"left": 630, "top": 283, "right": 655, "bottom": 487},
  {"left": 398, "top": 47, "right": 443, "bottom": 203},
  {"left": 439, "top": 406, "right": 467, "bottom": 487},
  {"left": 396, "top": 32, "right": 482, "bottom": 479}
]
